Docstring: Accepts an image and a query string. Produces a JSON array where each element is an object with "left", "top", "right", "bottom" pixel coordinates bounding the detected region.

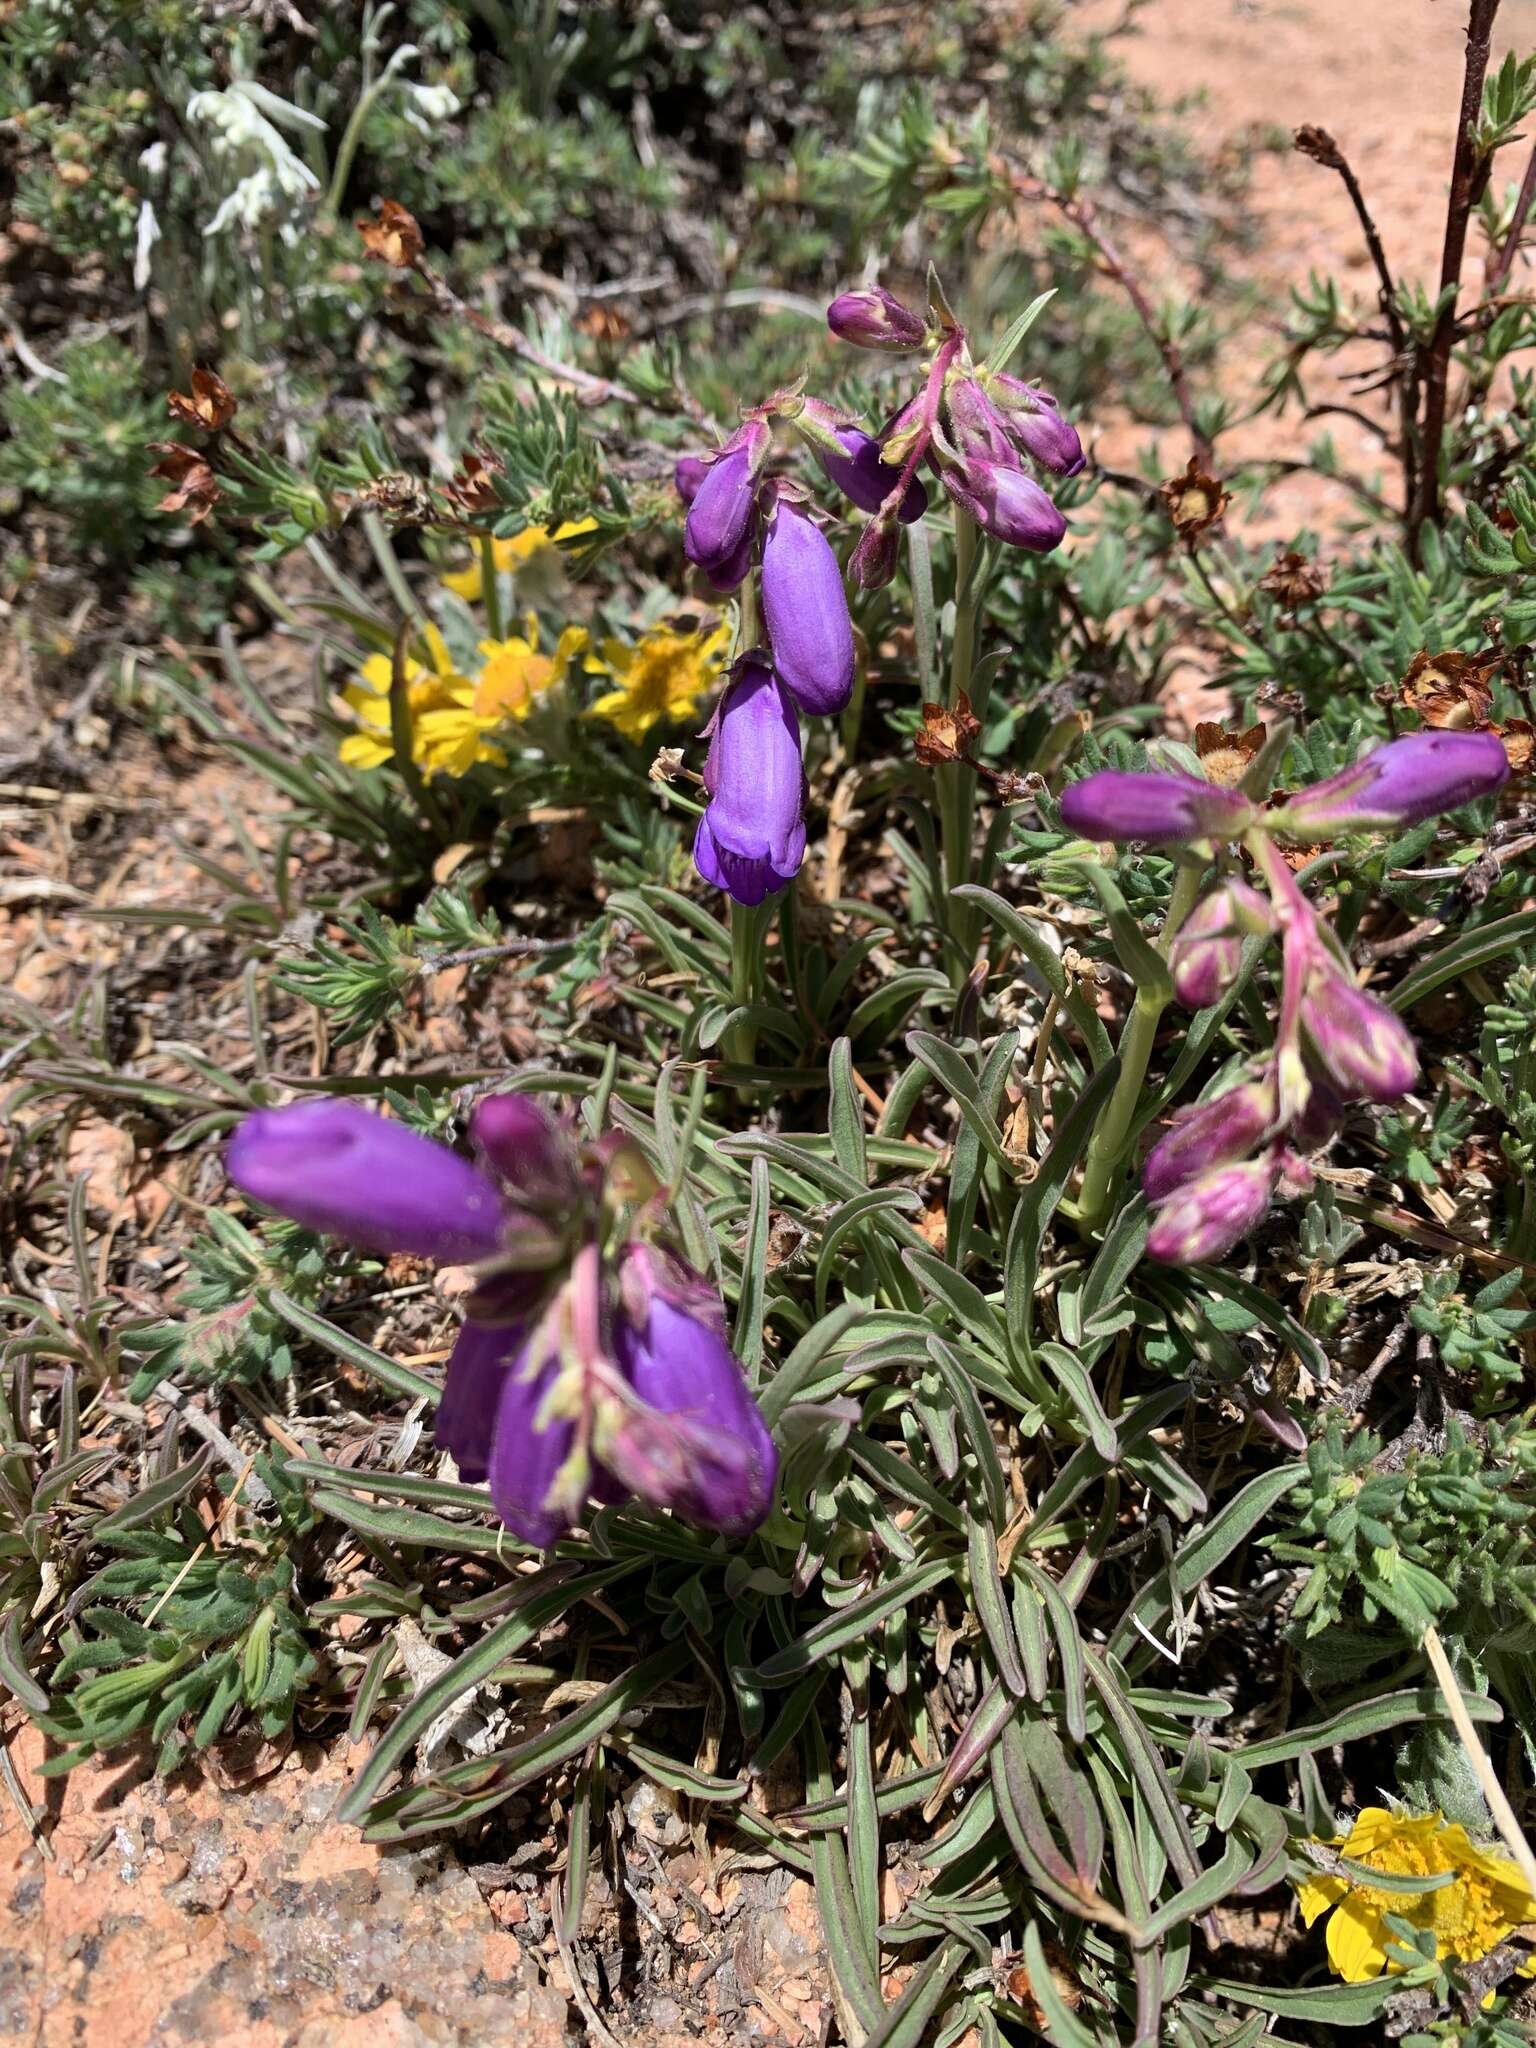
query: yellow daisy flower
[
  {"left": 587, "top": 620, "right": 732, "bottom": 742},
  {"left": 415, "top": 621, "right": 589, "bottom": 778},
  {"left": 338, "top": 625, "right": 463, "bottom": 771},
  {"left": 442, "top": 520, "right": 598, "bottom": 603},
  {"left": 1297, "top": 1806, "right": 1536, "bottom": 1983}
]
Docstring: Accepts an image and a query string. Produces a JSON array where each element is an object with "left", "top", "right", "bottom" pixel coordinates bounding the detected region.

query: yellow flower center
[{"left": 1351, "top": 1839, "right": 1511, "bottom": 1964}]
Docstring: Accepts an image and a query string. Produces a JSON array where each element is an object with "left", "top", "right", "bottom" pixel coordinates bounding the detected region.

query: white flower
[
  {"left": 186, "top": 82, "right": 321, "bottom": 236},
  {"left": 138, "top": 140, "right": 168, "bottom": 178},
  {"left": 133, "top": 199, "right": 161, "bottom": 291},
  {"left": 404, "top": 81, "right": 461, "bottom": 131}
]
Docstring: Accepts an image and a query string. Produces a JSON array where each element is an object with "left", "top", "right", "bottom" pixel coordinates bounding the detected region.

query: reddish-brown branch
[
  {"left": 1485, "top": 135, "right": 1536, "bottom": 292},
  {"left": 1408, "top": 0, "right": 1504, "bottom": 559}
]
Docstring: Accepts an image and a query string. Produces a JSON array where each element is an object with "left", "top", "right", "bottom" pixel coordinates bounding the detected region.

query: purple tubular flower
[
  {"left": 684, "top": 420, "right": 769, "bottom": 584},
  {"left": 485, "top": 1330, "right": 577, "bottom": 1547},
  {"left": 815, "top": 425, "right": 927, "bottom": 522},
  {"left": 987, "top": 374, "right": 1087, "bottom": 478},
  {"left": 227, "top": 1099, "right": 504, "bottom": 1263},
  {"left": 760, "top": 492, "right": 856, "bottom": 716},
  {"left": 1146, "top": 1158, "right": 1278, "bottom": 1266},
  {"left": 674, "top": 453, "right": 710, "bottom": 506},
  {"left": 1301, "top": 972, "right": 1419, "bottom": 1101},
  {"left": 693, "top": 655, "right": 806, "bottom": 905},
  {"left": 1169, "top": 879, "right": 1274, "bottom": 1008},
  {"left": 826, "top": 285, "right": 926, "bottom": 351},
  {"left": 435, "top": 1318, "right": 517, "bottom": 1486},
  {"left": 939, "top": 456, "right": 1066, "bottom": 553},
  {"left": 1059, "top": 769, "right": 1257, "bottom": 845},
  {"left": 1142, "top": 1079, "right": 1277, "bottom": 1205},
  {"left": 606, "top": 1248, "right": 778, "bottom": 1536},
  {"left": 1272, "top": 730, "right": 1510, "bottom": 838},
  {"left": 472, "top": 1093, "right": 580, "bottom": 1210}
]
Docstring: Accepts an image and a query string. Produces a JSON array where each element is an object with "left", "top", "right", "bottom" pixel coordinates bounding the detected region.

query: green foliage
[
  {"left": 1411, "top": 1266, "right": 1536, "bottom": 1392},
  {"left": 0, "top": 337, "right": 165, "bottom": 557}
]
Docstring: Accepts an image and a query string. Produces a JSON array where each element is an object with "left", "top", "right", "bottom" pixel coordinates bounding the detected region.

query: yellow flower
[
  {"left": 338, "top": 626, "right": 463, "bottom": 771},
  {"left": 414, "top": 621, "right": 588, "bottom": 777},
  {"left": 442, "top": 521, "right": 598, "bottom": 603},
  {"left": 587, "top": 620, "right": 732, "bottom": 742},
  {"left": 1297, "top": 1807, "right": 1536, "bottom": 1984}
]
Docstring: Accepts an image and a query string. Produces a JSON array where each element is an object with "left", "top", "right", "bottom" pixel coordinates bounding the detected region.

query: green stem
[
  {"left": 938, "top": 508, "right": 982, "bottom": 979},
  {"left": 1075, "top": 861, "right": 1206, "bottom": 1231},
  {"left": 725, "top": 897, "right": 769, "bottom": 1073},
  {"left": 479, "top": 532, "right": 505, "bottom": 641},
  {"left": 362, "top": 511, "right": 426, "bottom": 626}
]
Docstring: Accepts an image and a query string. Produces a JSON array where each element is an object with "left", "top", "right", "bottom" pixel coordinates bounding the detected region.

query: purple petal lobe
[
  {"left": 227, "top": 1100, "right": 503, "bottom": 1262},
  {"left": 815, "top": 425, "right": 927, "bottom": 522},
  {"left": 1146, "top": 1160, "right": 1278, "bottom": 1266},
  {"left": 1059, "top": 769, "right": 1256, "bottom": 845},
  {"left": 436, "top": 1318, "right": 518, "bottom": 1483},
  {"left": 471, "top": 1093, "right": 580, "bottom": 1209},
  {"left": 1301, "top": 972, "right": 1419, "bottom": 1101},
  {"left": 1274, "top": 730, "right": 1510, "bottom": 837},
  {"left": 485, "top": 1331, "right": 579, "bottom": 1548},
  {"left": 1169, "top": 879, "right": 1274, "bottom": 1008},
  {"left": 760, "top": 495, "right": 855, "bottom": 715},
  {"left": 692, "top": 656, "right": 806, "bottom": 905},
  {"left": 1142, "top": 1080, "right": 1276, "bottom": 1205},
  {"left": 674, "top": 453, "right": 710, "bottom": 505}
]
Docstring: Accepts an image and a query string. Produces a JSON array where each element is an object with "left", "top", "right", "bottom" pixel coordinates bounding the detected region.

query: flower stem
[
  {"left": 725, "top": 896, "right": 769, "bottom": 1074},
  {"left": 1075, "top": 860, "right": 1205, "bottom": 1231},
  {"left": 937, "top": 507, "right": 981, "bottom": 980},
  {"left": 480, "top": 533, "right": 505, "bottom": 641}
]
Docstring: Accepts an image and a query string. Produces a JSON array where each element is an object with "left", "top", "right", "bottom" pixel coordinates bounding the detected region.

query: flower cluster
[
  {"left": 1297, "top": 1806, "right": 1536, "bottom": 1983},
  {"left": 227, "top": 1097, "right": 777, "bottom": 1546},
  {"left": 1061, "top": 731, "right": 1511, "bottom": 1264},
  {"left": 338, "top": 529, "right": 731, "bottom": 776}
]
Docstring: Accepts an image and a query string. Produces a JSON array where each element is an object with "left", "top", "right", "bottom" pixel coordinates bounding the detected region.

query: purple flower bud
[
  {"left": 675, "top": 453, "right": 710, "bottom": 505},
  {"left": 986, "top": 375, "right": 1087, "bottom": 478},
  {"left": 760, "top": 491, "right": 855, "bottom": 716},
  {"left": 1289, "top": 1064, "right": 1349, "bottom": 1151},
  {"left": 1059, "top": 769, "right": 1257, "bottom": 845},
  {"left": 939, "top": 455, "right": 1067, "bottom": 553},
  {"left": 227, "top": 1099, "right": 504, "bottom": 1263},
  {"left": 1169, "top": 879, "right": 1274, "bottom": 1007},
  {"left": 693, "top": 655, "right": 806, "bottom": 905},
  {"left": 471, "top": 1093, "right": 580, "bottom": 1211},
  {"left": 812, "top": 422, "right": 927, "bottom": 522},
  {"left": 485, "top": 1327, "right": 579, "bottom": 1547},
  {"left": 849, "top": 516, "right": 901, "bottom": 591},
  {"left": 1301, "top": 971, "right": 1419, "bottom": 1101},
  {"left": 1146, "top": 1159, "right": 1279, "bottom": 1266},
  {"left": 1272, "top": 731, "right": 1510, "bottom": 838},
  {"left": 946, "top": 376, "right": 1018, "bottom": 464},
  {"left": 435, "top": 1317, "right": 516, "bottom": 1486},
  {"left": 684, "top": 420, "right": 770, "bottom": 585},
  {"left": 827, "top": 285, "right": 926, "bottom": 351},
  {"left": 1142, "top": 1079, "right": 1277, "bottom": 1204},
  {"left": 605, "top": 1246, "right": 777, "bottom": 1535}
]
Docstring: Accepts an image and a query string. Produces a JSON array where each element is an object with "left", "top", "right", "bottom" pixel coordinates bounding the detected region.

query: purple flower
[
  {"left": 1059, "top": 769, "right": 1257, "bottom": 845},
  {"left": 604, "top": 1245, "right": 778, "bottom": 1537},
  {"left": 1142, "top": 1079, "right": 1277, "bottom": 1205},
  {"left": 227, "top": 1098, "right": 507, "bottom": 1263},
  {"left": 987, "top": 375, "right": 1086, "bottom": 478},
  {"left": 760, "top": 490, "right": 855, "bottom": 716},
  {"left": 1169, "top": 879, "right": 1273, "bottom": 1008},
  {"left": 693, "top": 655, "right": 807, "bottom": 905},
  {"left": 849, "top": 516, "right": 901, "bottom": 592},
  {"left": 1272, "top": 731, "right": 1510, "bottom": 838},
  {"left": 684, "top": 420, "right": 770, "bottom": 588},
  {"left": 674, "top": 454, "right": 710, "bottom": 506},
  {"left": 1301, "top": 970, "right": 1419, "bottom": 1101},
  {"left": 827, "top": 285, "right": 926, "bottom": 351},
  {"left": 1146, "top": 1158, "right": 1278, "bottom": 1266},
  {"left": 814, "top": 423, "right": 927, "bottom": 522},
  {"left": 939, "top": 454, "right": 1066, "bottom": 553}
]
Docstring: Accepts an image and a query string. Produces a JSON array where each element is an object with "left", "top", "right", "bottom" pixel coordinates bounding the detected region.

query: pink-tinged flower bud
[
  {"left": 674, "top": 453, "right": 710, "bottom": 505},
  {"left": 1169, "top": 879, "right": 1274, "bottom": 1007},
  {"left": 939, "top": 455, "right": 1066, "bottom": 553},
  {"left": 812, "top": 422, "right": 927, "bottom": 522},
  {"left": 1301, "top": 971, "right": 1419, "bottom": 1101},
  {"left": 1146, "top": 1159, "right": 1279, "bottom": 1266},
  {"left": 604, "top": 1245, "right": 778, "bottom": 1536},
  {"left": 849, "top": 516, "right": 901, "bottom": 591},
  {"left": 826, "top": 285, "right": 926, "bottom": 351},
  {"left": 1059, "top": 769, "right": 1257, "bottom": 844},
  {"left": 947, "top": 376, "right": 1017, "bottom": 464},
  {"left": 1289, "top": 1065, "right": 1349, "bottom": 1151},
  {"left": 1142, "top": 1079, "right": 1277, "bottom": 1204},
  {"left": 228, "top": 1099, "right": 504, "bottom": 1263},
  {"left": 986, "top": 375, "right": 1087, "bottom": 478},
  {"left": 471, "top": 1093, "right": 581, "bottom": 1211},
  {"left": 693, "top": 655, "right": 806, "bottom": 905},
  {"left": 1271, "top": 730, "right": 1510, "bottom": 838},
  {"left": 684, "top": 419, "right": 770, "bottom": 586},
  {"left": 760, "top": 491, "right": 855, "bottom": 716}
]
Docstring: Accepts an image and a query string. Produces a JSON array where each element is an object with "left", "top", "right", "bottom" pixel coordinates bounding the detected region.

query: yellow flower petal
[
  {"left": 1297, "top": 1874, "right": 1348, "bottom": 1927},
  {"left": 1326, "top": 1892, "right": 1391, "bottom": 1983}
]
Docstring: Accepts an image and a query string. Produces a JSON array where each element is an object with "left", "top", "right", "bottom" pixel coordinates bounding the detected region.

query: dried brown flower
[
  {"left": 1194, "top": 720, "right": 1266, "bottom": 789},
  {"left": 1498, "top": 718, "right": 1534, "bottom": 775},
  {"left": 1398, "top": 649, "right": 1498, "bottom": 730},
  {"left": 1293, "top": 124, "right": 1345, "bottom": 170},
  {"left": 149, "top": 442, "right": 220, "bottom": 525},
  {"left": 1160, "top": 457, "right": 1230, "bottom": 540},
  {"left": 914, "top": 691, "right": 981, "bottom": 767},
  {"left": 444, "top": 450, "right": 503, "bottom": 517},
  {"left": 1259, "top": 549, "right": 1326, "bottom": 609},
  {"left": 354, "top": 474, "right": 437, "bottom": 525},
  {"left": 357, "top": 199, "right": 423, "bottom": 269},
  {"left": 167, "top": 367, "right": 236, "bottom": 432}
]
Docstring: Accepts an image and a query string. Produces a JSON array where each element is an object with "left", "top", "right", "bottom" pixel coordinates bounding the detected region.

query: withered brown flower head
[
  {"left": 1259, "top": 549, "right": 1326, "bottom": 610},
  {"left": 167, "top": 367, "right": 236, "bottom": 432},
  {"left": 1499, "top": 718, "right": 1534, "bottom": 775},
  {"left": 354, "top": 474, "right": 437, "bottom": 526},
  {"left": 1398, "top": 649, "right": 1497, "bottom": 730},
  {"left": 914, "top": 691, "right": 981, "bottom": 768},
  {"left": 1293, "top": 124, "right": 1345, "bottom": 170},
  {"left": 1194, "top": 720, "right": 1266, "bottom": 788},
  {"left": 1161, "top": 457, "right": 1230, "bottom": 541},
  {"left": 149, "top": 442, "right": 220, "bottom": 525},
  {"left": 357, "top": 199, "right": 423, "bottom": 269},
  {"left": 444, "top": 450, "right": 503, "bottom": 517}
]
